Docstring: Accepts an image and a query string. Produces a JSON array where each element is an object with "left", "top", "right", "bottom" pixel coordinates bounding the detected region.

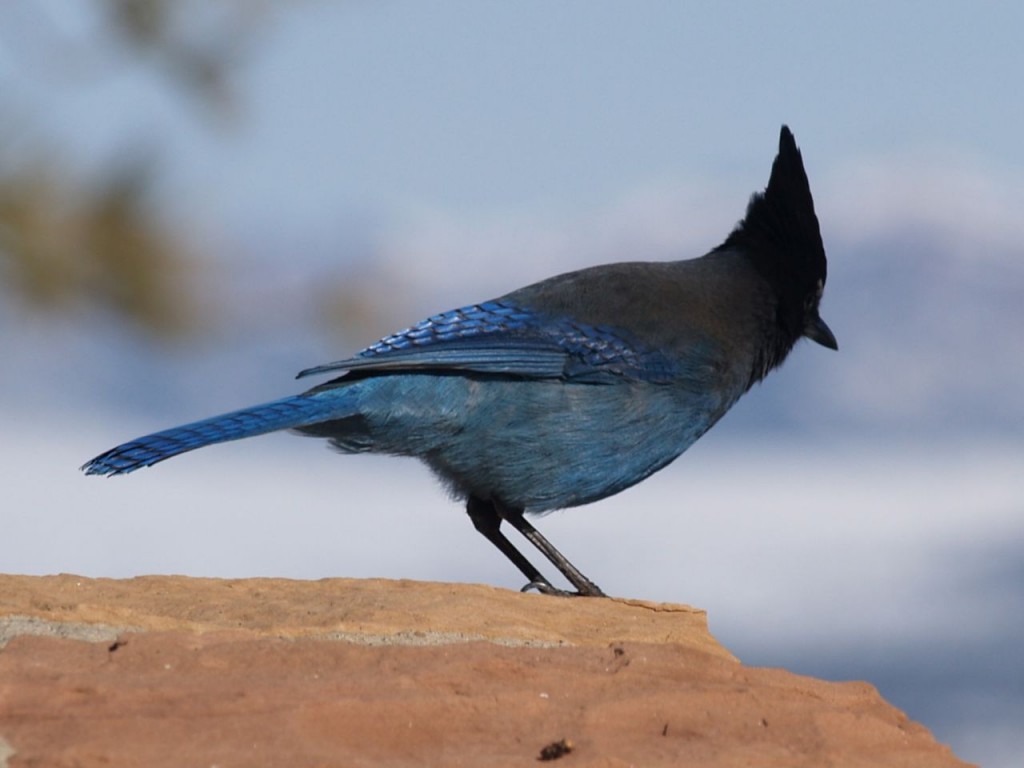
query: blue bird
[{"left": 83, "top": 125, "right": 836, "bottom": 597}]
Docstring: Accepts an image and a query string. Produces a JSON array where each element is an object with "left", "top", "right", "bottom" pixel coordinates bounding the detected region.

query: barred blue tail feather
[
  {"left": 82, "top": 126, "right": 836, "bottom": 598},
  {"left": 81, "top": 391, "right": 357, "bottom": 476}
]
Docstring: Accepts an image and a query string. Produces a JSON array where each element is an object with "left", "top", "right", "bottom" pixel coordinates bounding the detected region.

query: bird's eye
[{"left": 804, "top": 279, "right": 824, "bottom": 313}]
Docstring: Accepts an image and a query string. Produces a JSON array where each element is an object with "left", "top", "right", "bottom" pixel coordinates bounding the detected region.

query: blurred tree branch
[
  {"left": 105, "top": 0, "right": 269, "bottom": 123},
  {"left": 0, "top": 0, "right": 273, "bottom": 336},
  {"left": 0, "top": 154, "right": 191, "bottom": 335}
]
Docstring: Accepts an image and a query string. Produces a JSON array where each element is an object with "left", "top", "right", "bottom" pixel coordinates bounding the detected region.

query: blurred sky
[
  {"left": 2, "top": 3, "right": 1023, "bottom": 767},
  {"left": 6, "top": 2, "right": 1024, "bottom": 255}
]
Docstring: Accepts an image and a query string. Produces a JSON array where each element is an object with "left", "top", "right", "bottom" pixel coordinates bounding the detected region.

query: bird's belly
[{"left": 353, "top": 375, "right": 727, "bottom": 512}]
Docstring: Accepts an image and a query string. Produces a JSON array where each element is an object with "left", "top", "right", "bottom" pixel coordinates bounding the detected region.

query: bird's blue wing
[{"left": 298, "top": 300, "right": 678, "bottom": 383}]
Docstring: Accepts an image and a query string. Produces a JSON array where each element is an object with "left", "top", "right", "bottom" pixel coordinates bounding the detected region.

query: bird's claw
[{"left": 520, "top": 579, "right": 605, "bottom": 598}]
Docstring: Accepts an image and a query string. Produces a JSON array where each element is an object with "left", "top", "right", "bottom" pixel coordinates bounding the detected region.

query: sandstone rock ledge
[{"left": 0, "top": 574, "right": 970, "bottom": 768}]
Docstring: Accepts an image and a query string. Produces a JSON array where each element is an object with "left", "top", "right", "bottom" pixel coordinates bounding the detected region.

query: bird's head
[{"left": 718, "top": 125, "right": 837, "bottom": 352}]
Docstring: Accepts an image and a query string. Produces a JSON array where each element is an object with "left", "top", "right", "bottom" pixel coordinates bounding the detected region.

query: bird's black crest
[{"left": 717, "top": 125, "right": 827, "bottom": 301}]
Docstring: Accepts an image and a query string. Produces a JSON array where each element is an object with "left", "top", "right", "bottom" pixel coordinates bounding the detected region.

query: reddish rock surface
[{"left": 0, "top": 574, "right": 971, "bottom": 767}]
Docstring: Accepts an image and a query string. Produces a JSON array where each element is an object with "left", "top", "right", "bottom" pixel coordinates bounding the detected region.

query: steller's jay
[{"left": 83, "top": 125, "right": 836, "bottom": 597}]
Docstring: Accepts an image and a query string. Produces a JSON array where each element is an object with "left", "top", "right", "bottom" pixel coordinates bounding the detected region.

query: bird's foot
[{"left": 520, "top": 579, "right": 607, "bottom": 598}]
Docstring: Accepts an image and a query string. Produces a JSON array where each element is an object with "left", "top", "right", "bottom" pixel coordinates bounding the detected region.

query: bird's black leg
[
  {"left": 497, "top": 502, "right": 606, "bottom": 598},
  {"left": 466, "top": 496, "right": 559, "bottom": 594}
]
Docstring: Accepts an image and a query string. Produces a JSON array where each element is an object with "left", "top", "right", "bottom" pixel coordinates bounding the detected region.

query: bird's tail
[{"left": 81, "top": 390, "right": 357, "bottom": 476}]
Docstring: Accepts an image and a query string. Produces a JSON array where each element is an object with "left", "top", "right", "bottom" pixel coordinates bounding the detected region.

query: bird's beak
[{"left": 804, "top": 314, "right": 838, "bottom": 350}]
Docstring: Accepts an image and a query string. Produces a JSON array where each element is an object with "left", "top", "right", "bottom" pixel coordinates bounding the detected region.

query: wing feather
[{"left": 297, "top": 300, "right": 677, "bottom": 383}]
